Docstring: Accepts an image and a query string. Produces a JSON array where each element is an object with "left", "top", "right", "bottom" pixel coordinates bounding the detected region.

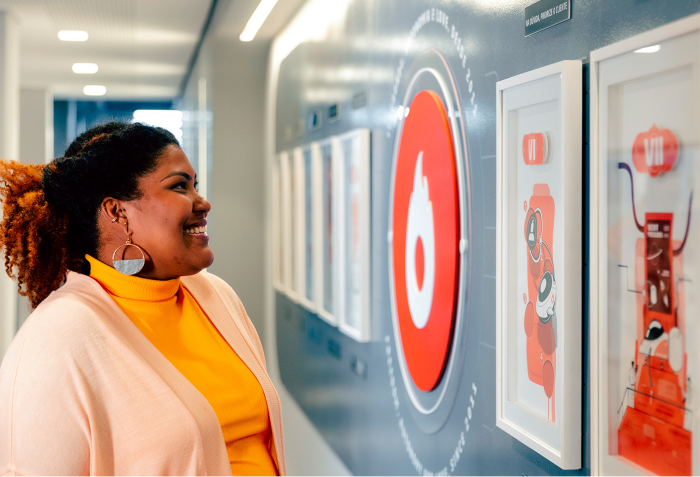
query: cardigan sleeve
[{"left": 0, "top": 300, "right": 92, "bottom": 476}]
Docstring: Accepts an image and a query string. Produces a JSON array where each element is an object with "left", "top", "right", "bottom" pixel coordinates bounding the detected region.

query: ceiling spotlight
[
  {"left": 83, "top": 85, "right": 106, "bottom": 96},
  {"left": 72, "top": 63, "right": 98, "bottom": 74},
  {"left": 58, "top": 30, "right": 89, "bottom": 41},
  {"left": 240, "top": 0, "right": 279, "bottom": 42},
  {"left": 634, "top": 45, "right": 660, "bottom": 53}
]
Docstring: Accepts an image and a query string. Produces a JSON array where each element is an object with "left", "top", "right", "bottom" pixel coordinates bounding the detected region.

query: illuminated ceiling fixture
[
  {"left": 239, "top": 0, "right": 279, "bottom": 42},
  {"left": 72, "top": 63, "right": 98, "bottom": 74},
  {"left": 58, "top": 30, "right": 88, "bottom": 41},
  {"left": 634, "top": 45, "right": 660, "bottom": 53},
  {"left": 83, "top": 85, "right": 106, "bottom": 96}
]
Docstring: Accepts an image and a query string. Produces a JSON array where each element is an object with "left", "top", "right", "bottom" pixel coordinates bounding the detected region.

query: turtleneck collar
[{"left": 86, "top": 255, "right": 180, "bottom": 302}]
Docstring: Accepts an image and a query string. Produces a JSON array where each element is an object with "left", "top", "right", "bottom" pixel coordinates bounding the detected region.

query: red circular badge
[{"left": 391, "top": 90, "right": 460, "bottom": 392}]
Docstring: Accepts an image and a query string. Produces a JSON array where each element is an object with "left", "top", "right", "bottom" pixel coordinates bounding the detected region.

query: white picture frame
[
  {"left": 271, "top": 153, "right": 283, "bottom": 290},
  {"left": 314, "top": 137, "right": 341, "bottom": 326},
  {"left": 292, "top": 147, "right": 305, "bottom": 303},
  {"left": 336, "top": 129, "right": 371, "bottom": 342},
  {"left": 496, "top": 60, "right": 582, "bottom": 469},
  {"left": 590, "top": 14, "right": 700, "bottom": 476},
  {"left": 292, "top": 145, "right": 318, "bottom": 311},
  {"left": 279, "top": 150, "right": 293, "bottom": 294}
]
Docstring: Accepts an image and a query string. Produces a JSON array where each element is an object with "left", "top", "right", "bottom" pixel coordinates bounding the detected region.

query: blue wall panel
[{"left": 274, "top": 1, "right": 700, "bottom": 474}]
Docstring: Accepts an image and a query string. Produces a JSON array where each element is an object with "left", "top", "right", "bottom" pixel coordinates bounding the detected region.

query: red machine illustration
[
  {"left": 523, "top": 183, "right": 557, "bottom": 421},
  {"left": 617, "top": 146, "right": 693, "bottom": 475}
]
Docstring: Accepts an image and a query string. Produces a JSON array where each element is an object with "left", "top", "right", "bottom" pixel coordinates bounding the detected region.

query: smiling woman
[{"left": 0, "top": 122, "right": 285, "bottom": 476}]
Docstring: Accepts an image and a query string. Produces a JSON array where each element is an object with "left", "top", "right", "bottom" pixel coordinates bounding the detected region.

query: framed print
[
  {"left": 291, "top": 146, "right": 317, "bottom": 310},
  {"left": 337, "top": 129, "right": 371, "bottom": 342},
  {"left": 496, "top": 60, "right": 582, "bottom": 469},
  {"left": 279, "top": 151, "right": 293, "bottom": 294},
  {"left": 272, "top": 153, "right": 282, "bottom": 290},
  {"left": 590, "top": 14, "right": 700, "bottom": 476},
  {"left": 314, "top": 137, "right": 341, "bottom": 325}
]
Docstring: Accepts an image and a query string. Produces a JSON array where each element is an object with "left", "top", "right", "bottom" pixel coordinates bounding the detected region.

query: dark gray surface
[{"left": 274, "top": 1, "right": 700, "bottom": 474}]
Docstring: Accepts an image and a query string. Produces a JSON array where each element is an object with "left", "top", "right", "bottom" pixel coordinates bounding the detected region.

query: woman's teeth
[{"left": 185, "top": 226, "right": 207, "bottom": 235}]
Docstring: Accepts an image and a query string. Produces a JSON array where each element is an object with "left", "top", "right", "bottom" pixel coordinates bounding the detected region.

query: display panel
[
  {"left": 338, "top": 129, "right": 371, "bottom": 342},
  {"left": 496, "top": 60, "right": 582, "bottom": 469},
  {"left": 591, "top": 15, "right": 700, "bottom": 476}
]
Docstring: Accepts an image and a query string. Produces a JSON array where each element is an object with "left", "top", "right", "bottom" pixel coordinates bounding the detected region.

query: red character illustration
[
  {"left": 523, "top": 127, "right": 557, "bottom": 421},
  {"left": 617, "top": 156, "right": 693, "bottom": 476}
]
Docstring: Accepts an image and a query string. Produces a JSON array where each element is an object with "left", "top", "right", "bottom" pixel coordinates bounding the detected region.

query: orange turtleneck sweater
[{"left": 86, "top": 255, "right": 278, "bottom": 476}]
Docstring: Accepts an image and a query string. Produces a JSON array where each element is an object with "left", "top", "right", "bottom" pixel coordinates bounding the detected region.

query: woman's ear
[{"left": 100, "top": 198, "right": 128, "bottom": 231}]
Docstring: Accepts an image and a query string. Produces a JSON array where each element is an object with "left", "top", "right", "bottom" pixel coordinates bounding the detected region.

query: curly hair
[{"left": 0, "top": 122, "right": 178, "bottom": 308}]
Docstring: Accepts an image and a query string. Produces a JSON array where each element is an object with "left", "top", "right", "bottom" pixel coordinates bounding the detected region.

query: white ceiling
[{"left": 0, "top": 0, "right": 305, "bottom": 101}]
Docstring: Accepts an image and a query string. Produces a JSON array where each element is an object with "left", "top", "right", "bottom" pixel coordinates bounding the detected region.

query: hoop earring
[{"left": 112, "top": 238, "right": 146, "bottom": 275}]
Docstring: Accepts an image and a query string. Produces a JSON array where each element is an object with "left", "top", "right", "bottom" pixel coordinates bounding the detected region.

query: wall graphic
[{"left": 273, "top": 1, "right": 700, "bottom": 475}]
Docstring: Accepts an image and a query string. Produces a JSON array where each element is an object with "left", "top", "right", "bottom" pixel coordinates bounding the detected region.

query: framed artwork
[
  {"left": 272, "top": 153, "right": 282, "bottom": 290},
  {"left": 314, "top": 137, "right": 341, "bottom": 325},
  {"left": 291, "top": 146, "right": 317, "bottom": 310},
  {"left": 496, "top": 60, "right": 582, "bottom": 469},
  {"left": 337, "top": 129, "right": 371, "bottom": 342},
  {"left": 279, "top": 150, "right": 293, "bottom": 294},
  {"left": 590, "top": 14, "right": 700, "bottom": 476}
]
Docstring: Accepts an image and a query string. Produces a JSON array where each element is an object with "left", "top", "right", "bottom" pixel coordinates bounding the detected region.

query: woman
[{"left": 0, "top": 122, "right": 285, "bottom": 475}]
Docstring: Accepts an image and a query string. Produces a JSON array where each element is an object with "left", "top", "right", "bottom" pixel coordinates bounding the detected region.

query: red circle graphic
[{"left": 392, "top": 90, "right": 460, "bottom": 392}]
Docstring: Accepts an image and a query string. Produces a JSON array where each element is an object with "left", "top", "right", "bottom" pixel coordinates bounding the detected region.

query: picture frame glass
[
  {"left": 321, "top": 142, "right": 335, "bottom": 315},
  {"left": 501, "top": 71, "right": 569, "bottom": 452},
  {"left": 304, "top": 146, "right": 315, "bottom": 303},
  {"left": 342, "top": 134, "right": 363, "bottom": 333},
  {"left": 599, "top": 30, "right": 699, "bottom": 476}
]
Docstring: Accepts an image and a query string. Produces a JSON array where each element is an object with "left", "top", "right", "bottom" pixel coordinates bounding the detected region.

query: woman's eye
[
  {"left": 172, "top": 182, "right": 187, "bottom": 190},
  {"left": 194, "top": 182, "right": 199, "bottom": 192}
]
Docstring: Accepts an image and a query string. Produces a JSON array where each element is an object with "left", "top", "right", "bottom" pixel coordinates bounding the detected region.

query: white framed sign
[
  {"left": 496, "top": 60, "right": 582, "bottom": 469},
  {"left": 590, "top": 14, "right": 700, "bottom": 476},
  {"left": 314, "top": 137, "right": 341, "bottom": 326},
  {"left": 337, "top": 129, "right": 371, "bottom": 342}
]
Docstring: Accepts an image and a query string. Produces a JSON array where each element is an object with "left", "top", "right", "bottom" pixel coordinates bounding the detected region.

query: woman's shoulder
[{"left": 3, "top": 272, "right": 119, "bottom": 369}]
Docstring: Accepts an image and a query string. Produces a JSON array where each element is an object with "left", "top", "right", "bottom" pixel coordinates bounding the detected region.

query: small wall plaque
[{"left": 525, "top": 0, "right": 570, "bottom": 37}]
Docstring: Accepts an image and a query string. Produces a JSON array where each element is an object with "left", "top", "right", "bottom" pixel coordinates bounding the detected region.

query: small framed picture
[
  {"left": 496, "top": 60, "right": 582, "bottom": 469},
  {"left": 291, "top": 146, "right": 317, "bottom": 311},
  {"left": 337, "top": 129, "right": 371, "bottom": 342},
  {"left": 271, "top": 153, "right": 283, "bottom": 290},
  {"left": 279, "top": 150, "right": 293, "bottom": 294},
  {"left": 590, "top": 14, "right": 700, "bottom": 476},
  {"left": 314, "top": 137, "right": 341, "bottom": 325}
]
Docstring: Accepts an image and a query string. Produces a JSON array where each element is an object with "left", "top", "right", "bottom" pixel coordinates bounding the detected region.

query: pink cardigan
[{"left": 0, "top": 271, "right": 286, "bottom": 476}]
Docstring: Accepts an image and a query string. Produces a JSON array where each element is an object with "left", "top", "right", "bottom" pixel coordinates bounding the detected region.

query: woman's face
[{"left": 119, "top": 145, "right": 213, "bottom": 279}]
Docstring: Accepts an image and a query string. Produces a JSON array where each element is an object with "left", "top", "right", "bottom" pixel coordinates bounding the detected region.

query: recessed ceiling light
[
  {"left": 58, "top": 30, "right": 88, "bottom": 41},
  {"left": 634, "top": 45, "right": 660, "bottom": 53},
  {"left": 83, "top": 85, "right": 106, "bottom": 96},
  {"left": 239, "top": 0, "right": 279, "bottom": 42},
  {"left": 72, "top": 63, "right": 98, "bottom": 74}
]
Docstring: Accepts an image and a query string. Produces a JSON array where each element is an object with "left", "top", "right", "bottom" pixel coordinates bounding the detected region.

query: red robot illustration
[
  {"left": 522, "top": 131, "right": 557, "bottom": 421},
  {"left": 523, "top": 183, "right": 557, "bottom": 421},
  {"left": 617, "top": 156, "right": 693, "bottom": 476}
]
